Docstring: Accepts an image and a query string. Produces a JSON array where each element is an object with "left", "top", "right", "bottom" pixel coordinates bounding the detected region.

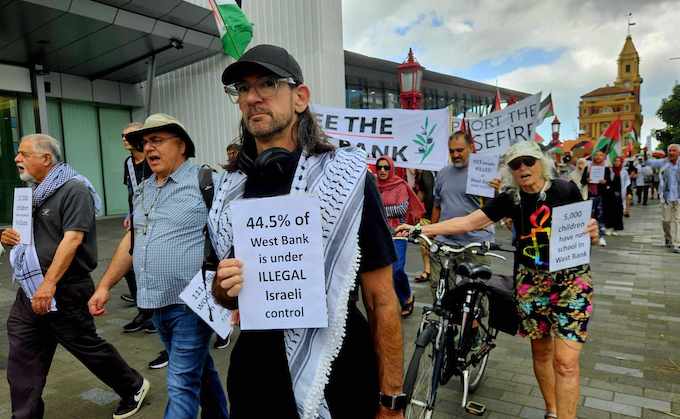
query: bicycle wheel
[
  {"left": 404, "top": 324, "right": 442, "bottom": 419},
  {"left": 460, "top": 293, "right": 494, "bottom": 395}
]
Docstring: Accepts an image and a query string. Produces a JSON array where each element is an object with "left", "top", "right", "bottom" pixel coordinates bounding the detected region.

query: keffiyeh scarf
[
  {"left": 10, "top": 163, "right": 102, "bottom": 307},
  {"left": 207, "top": 147, "right": 367, "bottom": 419}
]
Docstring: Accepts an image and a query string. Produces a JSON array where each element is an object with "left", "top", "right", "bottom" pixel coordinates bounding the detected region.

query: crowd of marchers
[{"left": 2, "top": 42, "right": 679, "bottom": 419}]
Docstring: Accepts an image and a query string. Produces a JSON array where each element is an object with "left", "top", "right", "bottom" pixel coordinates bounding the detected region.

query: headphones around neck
[{"left": 237, "top": 147, "right": 298, "bottom": 177}]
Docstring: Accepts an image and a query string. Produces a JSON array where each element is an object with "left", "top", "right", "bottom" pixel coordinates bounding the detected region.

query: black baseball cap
[{"left": 221, "top": 44, "right": 303, "bottom": 86}]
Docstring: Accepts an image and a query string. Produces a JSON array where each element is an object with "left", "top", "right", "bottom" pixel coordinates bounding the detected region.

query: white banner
[
  {"left": 452, "top": 93, "right": 543, "bottom": 155},
  {"left": 311, "top": 105, "right": 450, "bottom": 171}
]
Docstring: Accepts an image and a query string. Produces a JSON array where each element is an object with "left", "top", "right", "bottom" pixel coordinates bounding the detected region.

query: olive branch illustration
[{"left": 412, "top": 116, "right": 437, "bottom": 163}]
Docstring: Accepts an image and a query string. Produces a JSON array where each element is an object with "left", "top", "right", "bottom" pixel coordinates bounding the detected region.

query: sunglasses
[
  {"left": 508, "top": 156, "right": 537, "bottom": 171},
  {"left": 376, "top": 165, "right": 390, "bottom": 171}
]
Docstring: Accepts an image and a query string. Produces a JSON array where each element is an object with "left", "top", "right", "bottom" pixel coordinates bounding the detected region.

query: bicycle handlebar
[{"left": 394, "top": 233, "right": 507, "bottom": 261}]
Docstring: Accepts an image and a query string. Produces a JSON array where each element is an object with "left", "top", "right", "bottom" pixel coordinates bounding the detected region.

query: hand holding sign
[
  {"left": 230, "top": 195, "right": 327, "bottom": 330},
  {"left": 589, "top": 166, "right": 605, "bottom": 183},
  {"left": 466, "top": 153, "right": 500, "bottom": 198},
  {"left": 549, "top": 200, "right": 594, "bottom": 272}
]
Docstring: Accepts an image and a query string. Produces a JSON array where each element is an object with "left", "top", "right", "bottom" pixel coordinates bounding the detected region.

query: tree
[{"left": 656, "top": 84, "right": 680, "bottom": 150}]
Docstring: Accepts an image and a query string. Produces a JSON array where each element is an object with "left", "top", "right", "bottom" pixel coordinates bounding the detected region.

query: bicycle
[{"left": 401, "top": 233, "right": 513, "bottom": 419}]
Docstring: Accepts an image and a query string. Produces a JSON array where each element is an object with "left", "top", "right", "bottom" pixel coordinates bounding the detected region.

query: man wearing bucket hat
[
  {"left": 398, "top": 141, "right": 599, "bottom": 419},
  {"left": 88, "top": 114, "right": 228, "bottom": 419},
  {"left": 210, "top": 44, "right": 405, "bottom": 419}
]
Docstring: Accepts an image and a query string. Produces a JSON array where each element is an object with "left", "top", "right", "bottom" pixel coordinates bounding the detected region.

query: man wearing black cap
[
  {"left": 210, "top": 44, "right": 405, "bottom": 419},
  {"left": 89, "top": 114, "right": 228, "bottom": 419}
]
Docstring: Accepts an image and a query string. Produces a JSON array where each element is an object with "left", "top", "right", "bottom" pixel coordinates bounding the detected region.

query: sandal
[
  {"left": 401, "top": 296, "right": 415, "bottom": 318},
  {"left": 414, "top": 271, "right": 430, "bottom": 283},
  {"left": 545, "top": 412, "right": 557, "bottom": 419}
]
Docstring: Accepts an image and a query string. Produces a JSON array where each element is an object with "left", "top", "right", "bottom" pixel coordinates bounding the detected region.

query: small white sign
[
  {"left": 466, "top": 153, "right": 500, "bottom": 198},
  {"left": 13, "top": 188, "right": 32, "bottom": 244},
  {"left": 589, "top": 165, "right": 605, "bottom": 183},
  {"left": 549, "top": 200, "right": 593, "bottom": 272},
  {"left": 180, "top": 270, "right": 232, "bottom": 339},
  {"left": 230, "top": 195, "right": 328, "bottom": 331}
]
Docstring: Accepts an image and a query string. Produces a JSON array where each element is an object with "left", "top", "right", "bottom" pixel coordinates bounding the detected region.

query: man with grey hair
[
  {"left": 1, "top": 134, "right": 149, "bottom": 419},
  {"left": 432, "top": 130, "right": 495, "bottom": 246},
  {"left": 647, "top": 144, "right": 680, "bottom": 252}
]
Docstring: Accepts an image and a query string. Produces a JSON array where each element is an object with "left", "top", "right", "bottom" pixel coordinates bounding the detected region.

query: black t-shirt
[
  {"left": 227, "top": 150, "right": 396, "bottom": 419},
  {"left": 33, "top": 179, "right": 97, "bottom": 282},
  {"left": 482, "top": 179, "right": 584, "bottom": 270},
  {"left": 123, "top": 156, "right": 152, "bottom": 213}
]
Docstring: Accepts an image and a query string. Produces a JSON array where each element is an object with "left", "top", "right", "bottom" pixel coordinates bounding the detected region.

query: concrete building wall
[{"left": 135, "top": 0, "right": 345, "bottom": 168}]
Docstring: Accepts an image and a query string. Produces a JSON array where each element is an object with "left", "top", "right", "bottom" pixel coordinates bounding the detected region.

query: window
[
  {"left": 625, "top": 64, "right": 631, "bottom": 73},
  {"left": 345, "top": 87, "right": 363, "bottom": 109}
]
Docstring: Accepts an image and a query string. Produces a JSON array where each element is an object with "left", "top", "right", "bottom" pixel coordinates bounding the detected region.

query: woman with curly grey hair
[{"left": 398, "top": 140, "right": 599, "bottom": 419}]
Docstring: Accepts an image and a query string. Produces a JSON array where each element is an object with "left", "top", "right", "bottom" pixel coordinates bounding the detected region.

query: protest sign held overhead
[
  {"left": 311, "top": 105, "right": 450, "bottom": 171},
  {"left": 230, "top": 195, "right": 328, "bottom": 330},
  {"left": 452, "top": 93, "right": 547, "bottom": 155}
]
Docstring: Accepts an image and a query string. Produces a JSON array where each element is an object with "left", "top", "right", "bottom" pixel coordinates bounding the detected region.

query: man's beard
[
  {"left": 244, "top": 108, "right": 294, "bottom": 141},
  {"left": 452, "top": 160, "right": 467, "bottom": 168},
  {"left": 19, "top": 171, "right": 36, "bottom": 184}
]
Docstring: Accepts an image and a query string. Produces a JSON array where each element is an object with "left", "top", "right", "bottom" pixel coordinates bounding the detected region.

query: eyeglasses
[
  {"left": 142, "top": 135, "right": 177, "bottom": 148},
  {"left": 376, "top": 165, "right": 390, "bottom": 171},
  {"left": 224, "top": 76, "right": 297, "bottom": 104},
  {"left": 16, "top": 150, "right": 47, "bottom": 159},
  {"left": 508, "top": 156, "right": 537, "bottom": 171}
]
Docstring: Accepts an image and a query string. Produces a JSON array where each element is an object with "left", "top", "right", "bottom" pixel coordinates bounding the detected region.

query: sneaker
[
  {"left": 143, "top": 320, "right": 157, "bottom": 334},
  {"left": 148, "top": 351, "right": 169, "bottom": 369},
  {"left": 598, "top": 237, "right": 607, "bottom": 247},
  {"left": 120, "top": 294, "right": 136, "bottom": 304},
  {"left": 605, "top": 229, "right": 613, "bottom": 236},
  {"left": 611, "top": 231, "right": 619, "bottom": 236},
  {"left": 214, "top": 335, "right": 231, "bottom": 350},
  {"left": 113, "top": 378, "right": 149, "bottom": 419},
  {"left": 673, "top": 247, "right": 680, "bottom": 254},
  {"left": 123, "top": 313, "right": 149, "bottom": 333}
]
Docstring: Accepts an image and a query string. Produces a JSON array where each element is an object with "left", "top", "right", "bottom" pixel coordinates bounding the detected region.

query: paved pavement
[{"left": 1, "top": 199, "right": 679, "bottom": 418}]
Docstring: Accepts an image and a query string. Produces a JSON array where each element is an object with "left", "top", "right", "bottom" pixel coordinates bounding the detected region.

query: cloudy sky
[{"left": 342, "top": 0, "right": 680, "bottom": 144}]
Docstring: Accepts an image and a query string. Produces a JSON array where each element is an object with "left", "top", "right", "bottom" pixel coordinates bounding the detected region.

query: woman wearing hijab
[
  {"left": 603, "top": 156, "right": 630, "bottom": 235},
  {"left": 568, "top": 158, "right": 589, "bottom": 201},
  {"left": 376, "top": 155, "right": 424, "bottom": 317}
]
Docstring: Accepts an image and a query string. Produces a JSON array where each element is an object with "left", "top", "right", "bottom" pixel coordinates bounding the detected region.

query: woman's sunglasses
[
  {"left": 376, "top": 165, "right": 390, "bottom": 171},
  {"left": 508, "top": 156, "right": 537, "bottom": 171}
]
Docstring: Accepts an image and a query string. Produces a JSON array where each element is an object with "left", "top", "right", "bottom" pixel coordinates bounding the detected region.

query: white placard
[
  {"left": 13, "top": 188, "right": 32, "bottom": 244},
  {"left": 230, "top": 195, "right": 328, "bottom": 330},
  {"left": 465, "top": 153, "right": 500, "bottom": 198},
  {"left": 549, "top": 200, "right": 593, "bottom": 272},
  {"left": 589, "top": 165, "right": 605, "bottom": 183},
  {"left": 180, "top": 270, "right": 232, "bottom": 339}
]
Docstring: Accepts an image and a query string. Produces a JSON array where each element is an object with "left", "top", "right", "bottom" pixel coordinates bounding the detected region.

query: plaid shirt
[{"left": 132, "top": 161, "right": 220, "bottom": 309}]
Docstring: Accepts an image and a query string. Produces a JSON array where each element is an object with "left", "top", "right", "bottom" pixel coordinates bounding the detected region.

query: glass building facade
[{"left": 344, "top": 50, "right": 527, "bottom": 116}]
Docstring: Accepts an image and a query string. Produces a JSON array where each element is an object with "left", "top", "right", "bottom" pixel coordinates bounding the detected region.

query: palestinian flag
[
  {"left": 493, "top": 88, "right": 502, "bottom": 112},
  {"left": 622, "top": 128, "right": 637, "bottom": 157},
  {"left": 208, "top": 0, "right": 253, "bottom": 60},
  {"left": 534, "top": 93, "right": 554, "bottom": 127},
  {"left": 593, "top": 119, "right": 622, "bottom": 161},
  {"left": 533, "top": 131, "right": 545, "bottom": 143}
]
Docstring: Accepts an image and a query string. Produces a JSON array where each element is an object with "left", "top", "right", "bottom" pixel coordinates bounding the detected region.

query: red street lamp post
[
  {"left": 551, "top": 115, "right": 561, "bottom": 145},
  {"left": 397, "top": 48, "right": 424, "bottom": 110}
]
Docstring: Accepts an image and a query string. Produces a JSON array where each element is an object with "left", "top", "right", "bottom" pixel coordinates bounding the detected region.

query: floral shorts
[{"left": 515, "top": 264, "right": 593, "bottom": 343}]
